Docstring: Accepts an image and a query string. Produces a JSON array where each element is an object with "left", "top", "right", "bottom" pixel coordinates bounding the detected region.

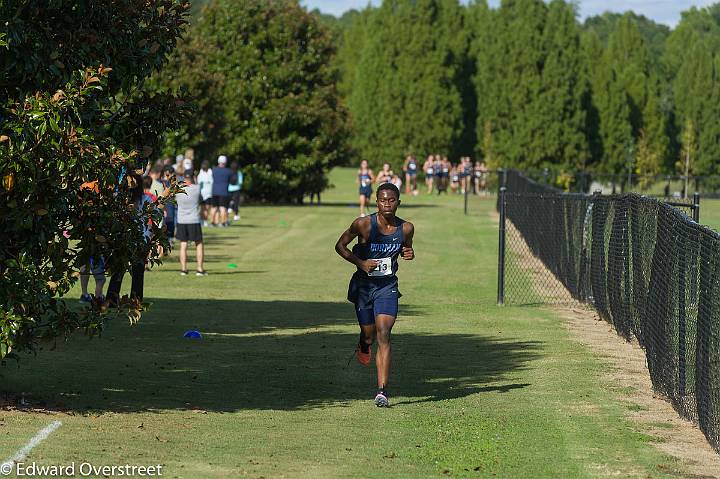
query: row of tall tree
[{"left": 321, "top": 0, "right": 720, "bottom": 179}]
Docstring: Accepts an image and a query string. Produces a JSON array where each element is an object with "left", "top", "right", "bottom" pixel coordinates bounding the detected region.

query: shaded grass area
[
  {"left": 0, "top": 168, "right": 686, "bottom": 477},
  {"left": 4, "top": 299, "right": 539, "bottom": 414}
]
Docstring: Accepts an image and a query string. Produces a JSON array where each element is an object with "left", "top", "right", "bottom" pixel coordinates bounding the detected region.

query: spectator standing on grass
[
  {"left": 228, "top": 161, "right": 243, "bottom": 222},
  {"left": 173, "top": 154, "right": 184, "bottom": 173},
  {"left": 210, "top": 155, "right": 233, "bottom": 227},
  {"left": 148, "top": 166, "right": 165, "bottom": 198},
  {"left": 78, "top": 180, "right": 107, "bottom": 303},
  {"left": 162, "top": 166, "right": 177, "bottom": 245},
  {"left": 79, "top": 257, "right": 106, "bottom": 303},
  {"left": 176, "top": 174, "right": 207, "bottom": 276},
  {"left": 197, "top": 160, "right": 213, "bottom": 226},
  {"left": 181, "top": 157, "right": 194, "bottom": 182},
  {"left": 107, "top": 173, "right": 150, "bottom": 306}
]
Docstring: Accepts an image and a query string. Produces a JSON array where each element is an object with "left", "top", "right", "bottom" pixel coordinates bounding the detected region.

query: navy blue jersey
[
  {"left": 352, "top": 213, "right": 404, "bottom": 279},
  {"left": 358, "top": 171, "right": 371, "bottom": 186}
]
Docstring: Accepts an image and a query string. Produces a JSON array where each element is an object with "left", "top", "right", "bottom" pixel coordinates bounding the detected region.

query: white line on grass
[{"left": 1, "top": 420, "right": 62, "bottom": 468}]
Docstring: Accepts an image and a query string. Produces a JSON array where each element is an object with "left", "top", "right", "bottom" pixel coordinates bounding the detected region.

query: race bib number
[
  {"left": 367, "top": 257, "right": 392, "bottom": 277},
  {"left": 409, "top": 163, "right": 417, "bottom": 170},
  {"left": 361, "top": 180, "right": 369, "bottom": 187},
  {"left": 427, "top": 168, "right": 434, "bottom": 174}
]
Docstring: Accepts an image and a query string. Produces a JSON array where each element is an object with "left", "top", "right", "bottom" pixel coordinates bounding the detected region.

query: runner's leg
[{"left": 375, "top": 314, "right": 396, "bottom": 389}]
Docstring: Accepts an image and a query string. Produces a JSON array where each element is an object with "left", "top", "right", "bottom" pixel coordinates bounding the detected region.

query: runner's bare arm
[
  {"left": 401, "top": 222, "right": 415, "bottom": 260},
  {"left": 335, "top": 217, "right": 379, "bottom": 273}
]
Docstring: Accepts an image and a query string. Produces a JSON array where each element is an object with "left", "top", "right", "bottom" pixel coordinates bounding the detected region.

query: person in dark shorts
[
  {"left": 176, "top": 174, "right": 207, "bottom": 276},
  {"left": 335, "top": 182, "right": 415, "bottom": 408},
  {"left": 162, "top": 166, "right": 177, "bottom": 244},
  {"left": 210, "top": 155, "right": 234, "bottom": 227},
  {"left": 79, "top": 256, "right": 106, "bottom": 303},
  {"left": 357, "top": 159, "right": 375, "bottom": 217}
]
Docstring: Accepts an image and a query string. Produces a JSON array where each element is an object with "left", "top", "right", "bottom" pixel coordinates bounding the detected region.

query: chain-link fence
[{"left": 497, "top": 169, "right": 719, "bottom": 454}]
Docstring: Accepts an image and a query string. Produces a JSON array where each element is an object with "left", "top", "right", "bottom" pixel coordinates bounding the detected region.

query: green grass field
[{"left": 0, "top": 168, "right": 703, "bottom": 477}]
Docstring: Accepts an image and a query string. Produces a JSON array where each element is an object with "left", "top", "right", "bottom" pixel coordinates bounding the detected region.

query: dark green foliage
[
  {"left": 665, "top": 6, "right": 720, "bottom": 178},
  {"left": 306, "top": 2, "right": 720, "bottom": 183},
  {"left": 539, "top": 0, "right": 589, "bottom": 171},
  {"left": 585, "top": 14, "right": 669, "bottom": 175},
  {"left": 335, "top": 8, "right": 374, "bottom": 101},
  {"left": 156, "top": 0, "right": 350, "bottom": 202},
  {"left": 0, "top": 0, "right": 189, "bottom": 360},
  {"left": 349, "top": 0, "right": 465, "bottom": 170},
  {"left": 472, "top": 0, "right": 588, "bottom": 175},
  {"left": 583, "top": 12, "right": 670, "bottom": 67}
]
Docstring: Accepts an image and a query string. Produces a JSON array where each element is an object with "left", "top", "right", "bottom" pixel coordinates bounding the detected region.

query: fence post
[
  {"left": 497, "top": 168, "right": 507, "bottom": 189},
  {"left": 497, "top": 186, "right": 507, "bottom": 306},
  {"left": 693, "top": 192, "right": 700, "bottom": 223}
]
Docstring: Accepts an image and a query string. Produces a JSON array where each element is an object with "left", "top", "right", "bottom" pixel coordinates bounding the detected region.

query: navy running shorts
[
  {"left": 359, "top": 185, "right": 372, "bottom": 198},
  {"left": 348, "top": 273, "right": 401, "bottom": 325},
  {"left": 356, "top": 296, "right": 399, "bottom": 325}
]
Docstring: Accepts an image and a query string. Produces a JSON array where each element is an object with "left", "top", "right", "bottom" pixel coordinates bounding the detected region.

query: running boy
[{"left": 335, "top": 183, "right": 415, "bottom": 407}]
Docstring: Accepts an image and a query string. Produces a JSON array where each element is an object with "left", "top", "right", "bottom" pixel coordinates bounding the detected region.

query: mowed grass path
[{"left": 1, "top": 168, "right": 687, "bottom": 478}]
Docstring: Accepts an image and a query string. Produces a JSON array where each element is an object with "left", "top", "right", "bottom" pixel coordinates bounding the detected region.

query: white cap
[
  {"left": 175, "top": 154, "right": 184, "bottom": 163},
  {"left": 217, "top": 155, "right": 227, "bottom": 165},
  {"left": 182, "top": 158, "right": 193, "bottom": 170}
]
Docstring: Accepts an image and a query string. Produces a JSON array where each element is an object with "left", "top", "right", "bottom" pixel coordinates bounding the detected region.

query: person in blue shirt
[
  {"left": 210, "top": 155, "right": 235, "bottom": 227},
  {"left": 335, "top": 182, "right": 415, "bottom": 408},
  {"left": 357, "top": 159, "right": 374, "bottom": 217}
]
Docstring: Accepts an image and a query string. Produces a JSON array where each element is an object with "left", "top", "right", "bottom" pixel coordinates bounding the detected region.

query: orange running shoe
[{"left": 356, "top": 343, "right": 371, "bottom": 366}]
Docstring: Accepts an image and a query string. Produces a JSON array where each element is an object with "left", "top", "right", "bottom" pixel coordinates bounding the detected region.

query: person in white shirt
[
  {"left": 197, "top": 160, "right": 214, "bottom": 227},
  {"left": 175, "top": 175, "right": 207, "bottom": 276}
]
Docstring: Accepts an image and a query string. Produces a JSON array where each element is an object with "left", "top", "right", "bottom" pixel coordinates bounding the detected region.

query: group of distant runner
[{"left": 356, "top": 155, "right": 490, "bottom": 216}]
